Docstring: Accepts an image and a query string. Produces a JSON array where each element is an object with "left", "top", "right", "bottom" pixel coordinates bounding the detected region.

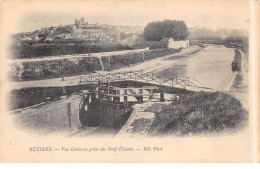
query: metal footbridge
[{"left": 72, "top": 70, "right": 213, "bottom": 92}]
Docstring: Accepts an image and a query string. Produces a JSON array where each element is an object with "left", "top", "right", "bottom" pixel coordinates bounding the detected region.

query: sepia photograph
[{"left": 0, "top": 0, "right": 258, "bottom": 163}]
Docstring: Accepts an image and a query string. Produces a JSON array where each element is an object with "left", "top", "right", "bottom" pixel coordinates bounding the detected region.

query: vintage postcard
[{"left": 0, "top": 0, "right": 259, "bottom": 163}]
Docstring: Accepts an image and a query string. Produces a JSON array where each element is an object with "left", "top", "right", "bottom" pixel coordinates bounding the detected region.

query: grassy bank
[
  {"left": 145, "top": 91, "right": 248, "bottom": 136},
  {"left": 9, "top": 85, "right": 90, "bottom": 111},
  {"left": 101, "top": 48, "right": 180, "bottom": 71}
]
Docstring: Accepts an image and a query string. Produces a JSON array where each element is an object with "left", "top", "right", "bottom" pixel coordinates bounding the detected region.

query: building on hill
[
  {"left": 161, "top": 37, "right": 189, "bottom": 49},
  {"left": 74, "top": 17, "right": 100, "bottom": 30}
]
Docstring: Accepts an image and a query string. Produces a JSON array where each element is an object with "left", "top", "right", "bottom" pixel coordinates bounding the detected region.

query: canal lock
[{"left": 78, "top": 82, "right": 161, "bottom": 130}]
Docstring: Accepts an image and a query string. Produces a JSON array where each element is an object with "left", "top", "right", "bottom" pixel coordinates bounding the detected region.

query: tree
[
  {"left": 143, "top": 20, "right": 189, "bottom": 41},
  {"left": 223, "top": 35, "right": 248, "bottom": 54},
  {"left": 56, "top": 27, "right": 71, "bottom": 34}
]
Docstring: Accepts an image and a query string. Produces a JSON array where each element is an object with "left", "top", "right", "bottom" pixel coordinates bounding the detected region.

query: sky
[{"left": 3, "top": 0, "right": 250, "bottom": 33}]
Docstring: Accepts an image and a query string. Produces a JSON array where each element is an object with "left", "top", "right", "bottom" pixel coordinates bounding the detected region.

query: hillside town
[{"left": 13, "top": 17, "right": 143, "bottom": 45}]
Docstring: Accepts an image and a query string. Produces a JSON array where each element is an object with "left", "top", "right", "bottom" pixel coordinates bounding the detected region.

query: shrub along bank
[
  {"left": 145, "top": 91, "right": 248, "bottom": 136},
  {"left": 9, "top": 84, "right": 91, "bottom": 111},
  {"left": 231, "top": 49, "right": 242, "bottom": 72},
  {"left": 10, "top": 57, "right": 102, "bottom": 81}
]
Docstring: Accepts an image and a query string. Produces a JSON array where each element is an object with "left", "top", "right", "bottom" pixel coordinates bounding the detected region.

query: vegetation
[
  {"left": 11, "top": 43, "right": 134, "bottom": 59},
  {"left": 9, "top": 85, "right": 89, "bottom": 111},
  {"left": 101, "top": 48, "right": 180, "bottom": 70},
  {"left": 143, "top": 20, "right": 189, "bottom": 41},
  {"left": 55, "top": 26, "right": 72, "bottom": 34},
  {"left": 135, "top": 35, "right": 164, "bottom": 49},
  {"left": 120, "top": 32, "right": 133, "bottom": 40},
  {"left": 145, "top": 92, "right": 248, "bottom": 136},
  {"left": 231, "top": 49, "right": 242, "bottom": 72},
  {"left": 12, "top": 57, "right": 101, "bottom": 81},
  {"left": 189, "top": 27, "right": 249, "bottom": 53},
  {"left": 223, "top": 35, "right": 248, "bottom": 55},
  {"left": 10, "top": 87, "right": 64, "bottom": 111}
]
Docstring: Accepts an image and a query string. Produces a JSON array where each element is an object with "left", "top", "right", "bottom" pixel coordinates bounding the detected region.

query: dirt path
[{"left": 113, "top": 46, "right": 201, "bottom": 73}]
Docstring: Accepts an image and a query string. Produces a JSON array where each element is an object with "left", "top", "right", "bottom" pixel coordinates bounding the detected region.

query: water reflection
[{"left": 159, "top": 64, "right": 187, "bottom": 77}]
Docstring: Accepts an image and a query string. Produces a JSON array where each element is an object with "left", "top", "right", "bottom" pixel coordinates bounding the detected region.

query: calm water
[{"left": 158, "top": 45, "right": 235, "bottom": 91}]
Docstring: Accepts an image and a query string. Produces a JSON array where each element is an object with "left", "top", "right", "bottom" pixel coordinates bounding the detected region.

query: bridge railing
[{"left": 75, "top": 70, "right": 213, "bottom": 91}]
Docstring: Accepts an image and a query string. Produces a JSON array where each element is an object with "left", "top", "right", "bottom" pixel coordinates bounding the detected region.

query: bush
[
  {"left": 231, "top": 49, "right": 242, "bottom": 72},
  {"left": 223, "top": 35, "right": 248, "bottom": 55},
  {"left": 145, "top": 92, "right": 248, "bottom": 136}
]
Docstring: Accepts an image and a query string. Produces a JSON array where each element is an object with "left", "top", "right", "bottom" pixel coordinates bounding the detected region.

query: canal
[{"left": 158, "top": 45, "right": 236, "bottom": 91}]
